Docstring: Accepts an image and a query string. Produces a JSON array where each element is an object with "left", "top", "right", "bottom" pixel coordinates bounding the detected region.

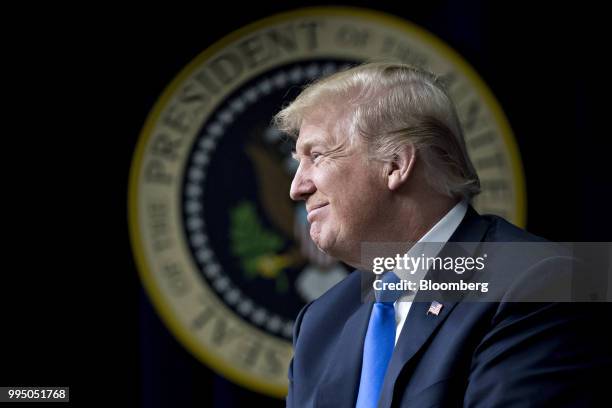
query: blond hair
[{"left": 273, "top": 62, "right": 481, "bottom": 199}]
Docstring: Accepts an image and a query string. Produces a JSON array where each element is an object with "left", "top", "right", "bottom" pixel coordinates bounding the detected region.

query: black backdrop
[{"left": 3, "top": 1, "right": 608, "bottom": 407}]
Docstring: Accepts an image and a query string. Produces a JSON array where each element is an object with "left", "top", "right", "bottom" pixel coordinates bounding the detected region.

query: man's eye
[{"left": 310, "top": 152, "right": 322, "bottom": 162}]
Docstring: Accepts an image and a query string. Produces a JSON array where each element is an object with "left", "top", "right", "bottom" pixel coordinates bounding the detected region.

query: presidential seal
[{"left": 128, "top": 7, "right": 526, "bottom": 397}]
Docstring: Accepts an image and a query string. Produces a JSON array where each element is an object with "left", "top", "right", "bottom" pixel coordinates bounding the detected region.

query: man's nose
[{"left": 290, "top": 167, "right": 316, "bottom": 201}]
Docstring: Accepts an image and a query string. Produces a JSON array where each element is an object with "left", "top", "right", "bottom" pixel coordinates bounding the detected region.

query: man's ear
[{"left": 386, "top": 144, "right": 416, "bottom": 191}]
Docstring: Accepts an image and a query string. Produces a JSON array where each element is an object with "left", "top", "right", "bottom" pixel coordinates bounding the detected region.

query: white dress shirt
[{"left": 393, "top": 200, "right": 468, "bottom": 345}]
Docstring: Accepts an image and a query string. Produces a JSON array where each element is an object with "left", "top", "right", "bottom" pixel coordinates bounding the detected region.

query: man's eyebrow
[
  {"left": 295, "top": 137, "right": 320, "bottom": 153},
  {"left": 292, "top": 140, "right": 313, "bottom": 158}
]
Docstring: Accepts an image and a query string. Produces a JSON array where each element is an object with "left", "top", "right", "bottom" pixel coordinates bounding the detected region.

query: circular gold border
[{"left": 128, "top": 6, "right": 527, "bottom": 398}]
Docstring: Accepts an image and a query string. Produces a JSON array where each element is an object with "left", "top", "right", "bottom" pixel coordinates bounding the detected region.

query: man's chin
[
  {"left": 309, "top": 235, "right": 325, "bottom": 252},
  {"left": 310, "top": 229, "right": 330, "bottom": 253},
  {"left": 311, "top": 236, "right": 339, "bottom": 260}
]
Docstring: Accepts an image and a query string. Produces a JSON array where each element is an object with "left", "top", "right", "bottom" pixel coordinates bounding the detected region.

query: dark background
[{"left": 3, "top": 1, "right": 608, "bottom": 407}]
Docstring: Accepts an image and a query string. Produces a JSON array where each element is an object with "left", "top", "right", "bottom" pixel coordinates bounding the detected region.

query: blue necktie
[{"left": 355, "top": 272, "right": 403, "bottom": 408}]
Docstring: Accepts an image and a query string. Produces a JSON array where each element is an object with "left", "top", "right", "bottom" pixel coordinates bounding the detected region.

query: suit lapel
[{"left": 377, "top": 206, "right": 491, "bottom": 408}]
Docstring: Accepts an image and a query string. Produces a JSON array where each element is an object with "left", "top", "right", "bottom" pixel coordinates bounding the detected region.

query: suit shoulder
[
  {"left": 478, "top": 214, "right": 572, "bottom": 270},
  {"left": 481, "top": 214, "right": 548, "bottom": 243},
  {"left": 311, "top": 269, "right": 362, "bottom": 306},
  {"left": 298, "top": 269, "right": 363, "bottom": 322}
]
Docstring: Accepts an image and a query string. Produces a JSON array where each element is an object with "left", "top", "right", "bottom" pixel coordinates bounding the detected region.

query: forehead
[
  {"left": 295, "top": 111, "right": 347, "bottom": 152},
  {"left": 295, "top": 122, "right": 331, "bottom": 151}
]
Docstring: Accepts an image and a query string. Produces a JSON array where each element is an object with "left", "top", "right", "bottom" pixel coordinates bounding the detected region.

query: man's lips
[{"left": 306, "top": 203, "right": 329, "bottom": 223}]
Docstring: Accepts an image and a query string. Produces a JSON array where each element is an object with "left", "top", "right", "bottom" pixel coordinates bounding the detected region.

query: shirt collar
[
  {"left": 393, "top": 199, "right": 469, "bottom": 280},
  {"left": 391, "top": 199, "right": 469, "bottom": 300},
  {"left": 418, "top": 199, "right": 468, "bottom": 244}
]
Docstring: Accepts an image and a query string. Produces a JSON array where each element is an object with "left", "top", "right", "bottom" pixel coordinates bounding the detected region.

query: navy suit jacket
[{"left": 287, "top": 207, "right": 611, "bottom": 407}]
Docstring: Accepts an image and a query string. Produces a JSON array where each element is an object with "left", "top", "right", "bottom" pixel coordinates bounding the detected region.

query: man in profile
[{"left": 275, "top": 62, "right": 610, "bottom": 407}]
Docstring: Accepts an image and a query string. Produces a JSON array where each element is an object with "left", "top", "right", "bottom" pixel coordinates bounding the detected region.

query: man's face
[{"left": 290, "top": 115, "right": 387, "bottom": 264}]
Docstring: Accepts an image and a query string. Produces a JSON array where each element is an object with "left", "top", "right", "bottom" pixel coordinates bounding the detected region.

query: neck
[
  {"left": 387, "top": 193, "right": 459, "bottom": 243},
  {"left": 342, "top": 193, "right": 459, "bottom": 271}
]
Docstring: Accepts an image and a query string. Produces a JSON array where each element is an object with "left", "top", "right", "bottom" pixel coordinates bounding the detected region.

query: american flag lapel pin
[{"left": 427, "top": 301, "right": 443, "bottom": 316}]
